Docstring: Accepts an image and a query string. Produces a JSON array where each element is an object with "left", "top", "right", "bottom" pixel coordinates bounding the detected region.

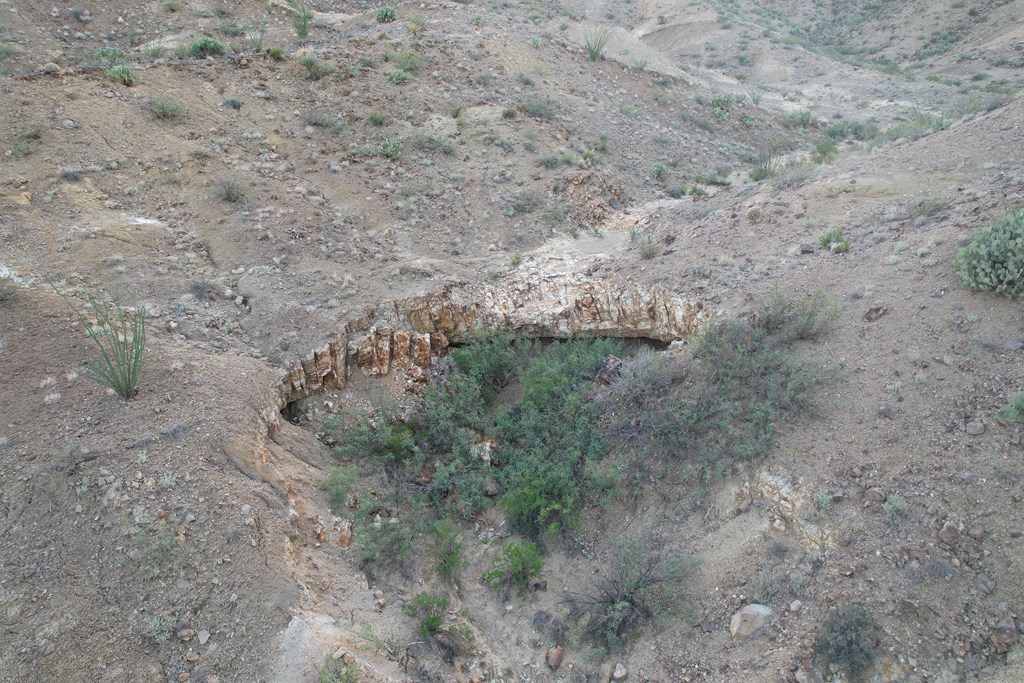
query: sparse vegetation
[
  {"left": 150, "top": 95, "right": 185, "bottom": 119},
  {"left": 106, "top": 65, "right": 136, "bottom": 86},
  {"left": 0, "top": 274, "right": 19, "bottom": 302},
  {"left": 131, "top": 520, "right": 197, "bottom": 578},
  {"left": 388, "top": 69, "right": 411, "bottom": 84},
  {"left": 432, "top": 520, "right": 465, "bottom": 583},
  {"left": 521, "top": 97, "right": 559, "bottom": 119},
  {"left": 565, "top": 539, "right": 694, "bottom": 651},
  {"left": 816, "top": 604, "right": 879, "bottom": 681},
  {"left": 483, "top": 540, "right": 544, "bottom": 595},
  {"left": 996, "top": 393, "right": 1024, "bottom": 424},
  {"left": 750, "top": 144, "right": 781, "bottom": 181},
  {"left": 52, "top": 284, "right": 147, "bottom": 401},
  {"left": 216, "top": 179, "right": 246, "bottom": 203},
  {"left": 378, "top": 138, "right": 402, "bottom": 159},
  {"left": 376, "top": 7, "right": 397, "bottom": 23},
  {"left": 186, "top": 36, "right": 227, "bottom": 58},
  {"left": 584, "top": 26, "right": 612, "bottom": 61},
  {"left": 290, "top": 0, "right": 313, "bottom": 40},
  {"left": 954, "top": 208, "right": 1024, "bottom": 299},
  {"left": 403, "top": 592, "right": 449, "bottom": 638},
  {"left": 144, "top": 615, "right": 178, "bottom": 643}
]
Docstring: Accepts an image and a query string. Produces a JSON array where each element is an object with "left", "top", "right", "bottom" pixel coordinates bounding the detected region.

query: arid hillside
[{"left": 1, "top": 1, "right": 1023, "bottom": 683}]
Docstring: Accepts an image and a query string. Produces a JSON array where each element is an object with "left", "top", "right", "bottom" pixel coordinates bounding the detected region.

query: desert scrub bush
[
  {"left": 150, "top": 95, "right": 185, "bottom": 119},
  {"left": 376, "top": 6, "right": 397, "bottom": 23},
  {"left": 392, "top": 51, "right": 424, "bottom": 75},
  {"left": 298, "top": 54, "right": 332, "bottom": 80},
  {"left": 216, "top": 179, "right": 246, "bottom": 203},
  {"left": 565, "top": 539, "right": 695, "bottom": 651},
  {"left": 86, "top": 47, "right": 126, "bottom": 66},
  {"left": 649, "top": 162, "right": 668, "bottom": 181},
  {"left": 323, "top": 466, "right": 357, "bottom": 510},
  {"left": 368, "top": 109, "right": 388, "bottom": 126},
  {"left": 521, "top": 97, "right": 559, "bottom": 119},
  {"left": 638, "top": 238, "right": 661, "bottom": 259},
  {"left": 266, "top": 46, "right": 286, "bottom": 61},
  {"left": 883, "top": 493, "right": 908, "bottom": 521},
  {"left": 820, "top": 227, "right": 850, "bottom": 253},
  {"left": 186, "top": 36, "right": 227, "bottom": 58},
  {"left": 144, "top": 615, "right": 178, "bottom": 643},
  {"left": 378, "top": 138, "right": 402, "bottom": 159},
  {"left": 356, "top": 507, "right": 415, "bottom": 566},
  {"left": 954, "top": 208, "right": 1024, "bottom": 299},
  {"left": 432, "top": 520, "right": 466, "bottom": 583},
  {"left": 387, "top": 69, "right": 410, "bottom": 84},
  {"left": 816, "top": 604, "right": 879, "bottom": 681},
  {"left": 403, "top": 592, "right": 449, "bottom": 638},
  {"left": 318, "top": 657, "right": 358, "bottom": 683},
  {"left": 131, "top": 520, "right": 197, "bottom": 578},
  {"left": 483, "top": 540, "right": 543, "bottom": 595},
  {"left": 600, "top": 289, "right": 837, "bottom": 482},
  {"left": 0, "top": 273, "right": 19, "bottom": 302},
  {"left": 996, "top": 393, "right": 1024, "bottom": 424},
  {"left": 584, "top": 26, "right": 611, "bottom": 61},
  {"left": 290, "top": 0, "right": 313, "bottom": 40},
  {"left": 106, "top": 65, "right": 136, "bottom": 86},
  {"left": 748, "top": 565, "right": 786, "bottom": 604},
  {"left": 52, "top": 284, "right": 146, "bottom": 400},
  {"left": 749, "top": 144, "right": 781, "bottom": 181}
]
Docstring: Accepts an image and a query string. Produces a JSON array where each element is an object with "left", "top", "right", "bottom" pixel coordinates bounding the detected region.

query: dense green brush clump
[{"left": 955, "top": 208, "right": 1024, "bottom": 299}]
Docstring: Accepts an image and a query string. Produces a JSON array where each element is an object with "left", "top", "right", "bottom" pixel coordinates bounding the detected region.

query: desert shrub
[
  {"left": 521, "top": 97, "right": 559, "bottom": 119},
  {"left": 639, "top": 239, "right": 661, "bottom": 259},
  {"left": 150, "top": 95, "right": 185, "bottom": 119},
  {"left": 403, "top": 592, "right": 449, "bottom": 638},
  {"left": 996, "top": 393, "right": 1024, "bottom": 424},
  {"left": 954, "top": 208, "right": 1024, "bottom": 299},
  {"left": 883, "top": 493, "right": 908, "bottom": 521},
  {"left": 387, "top": 69, "right": 410, "bottom": 84},
  {"left": 216, "top": 179, "right": 246, "bottom": 203},
  {"left": 409, "top": 134, "right": 456, "bottom": 155},
  {"left": 323, "top": 467, "right": 357, "bottom": 511},
  {"left": 393, "top": 51, "right": 424, "bottom": 75},
  {"left": 649, "top": 162, "right": 668, "bottom": 181},
  {"left": 106, "top": 65, "right": 136, "bottom": 86},
  {"left": 131, "top": 520, "right": 197, "bottom": 578},
  {"left": 600, "top": 289, "right": 837, "bottom": 482},
  {"left": 0, "top": 274, "right": 18, "bottom": 302},
  {"left": 750, "top": 144, "right": 781, "bottom": 181},
  {"left": 378, "top": 138, "right": 402, "bottom": 159},
  {"left": 376, "top": 6, "right": 397, "bottom": 23},
  {"left": 432, "top": 520, "right": 466, "bottom": 583},
  {"left": 748, "top": 565, "right": 786, "bottom": 604},
  {"left": 267, "top": 46, "right": 286, "bottom": 61},
  {"left": 565, "top": 539, "right": 695, "bottom": 651},
  {"left": 368, "top": 109, "right": 388, "bottom": 126},
  {"left": 816, "top": 604, "right": 878, "bottom": 681},
  {"left": 290, "top": 0, "right": 313, "bottom": 39},
  {"left": 52, "top": 284, "right": 146, "bottom": 400},
  {"left": 483, "top": 540, "right": 543, "bottom": 595},
  {"left": 223, "top": 97, "right": 243, "bottom": 110},
  {"left": 298, "top": 54, "right": 332, "bottom": 80},
  {"left": 318, "top": 657, "right": 358, "bottom": 683},
  {"left": 357, "top": 509, "right": 415, "bottom": 566},
  {"left": 144, "top": 615, "right": 178, "bottom": 643},
  {"left": 86, "top": 47, "right": 126, "bottom": 65},
  {"left": 584, "top": 26, "right": 611, "bottom": 61},
  {"left": 187, "top": 36, "right": 226, "bottom": 58}
]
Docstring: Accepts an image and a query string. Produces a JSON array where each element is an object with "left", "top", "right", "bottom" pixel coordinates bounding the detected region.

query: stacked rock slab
[{"left": 274, "top": 268, "right": 707, "bottom": 410}]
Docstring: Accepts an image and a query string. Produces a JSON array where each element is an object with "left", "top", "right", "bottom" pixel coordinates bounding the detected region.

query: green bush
[
  {"left": 299, "top": 54, "right": 332, "bottom": 80},
  {"left": 521, "top": 97, "right": 559, "bottom": 119},
  {"left": 387, "top": 69, "right": 410, "bottom": 84},
  {"left": 483, "top": 540, "right": 543, "bottom": 595},
  {"left": 376, "top": 6, "right": 397, "bottom": 23},
  {"left": 816, "top": 604, "right": 878, "bottom": 681},
  {"left": 403, "top": 592, "right": 449, "bottom": 638},
  {"left": 323, "top": 467, "right": 357, "bottom": 511},
  {"left": 150, "top": 95, "right": 185, "bottom": 119},
  {"left": 650, "top": 162, "right": 668, "bottom": 181},
  {"left": 106, "top": 65, "right": 136, "bottom": 86},
  {"left": 566, "top": 539, "right": 695, "bottom": 651},
  {"left": 86, "top": 47, "right": 126, "bottom": 66},
  {"left": 318, "top": 656, "right": 358, "bottom": 683},
  {"left": 187, "top": 36, "right": 227, "bottom": 58},
  {"left": 954, "top": 209, "right": 1024, "bottom": 299},
  {"left": 52, "top": 285, "right": 147, "bottom": 400},
  {"left": 290, "top": 0, "right": 313, "bottom": 40},
  {"left": 432, "top": 520, "right": 466, "bottom": 583},
  {"left": 378, "top": 138, "right": 402, "bottom": 159},
  {"left": 996, "top": 392, "right": 1024, "bottom": 424}
]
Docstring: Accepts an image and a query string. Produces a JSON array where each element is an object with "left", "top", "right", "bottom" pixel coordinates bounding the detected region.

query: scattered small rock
[
  {"left": 878, "top": 404, "right": 894, "bottom": 420},
  {"left": 730, "top": 604, "right": 772, "bottom": 637},
  {"left": 864, "top": 301, "right": 888, "bottom": 322},
  {"left": 1007, "top": 339, "right": 1023, "bottom": 352},
  {"left": 865, "top": 488, "right": 886, "bottom": 502},
  {"left": 612, "top": 662, "right": 628, "bottom": 680},
  {"left": 965, "top": 419, "right": 985, "bottom": 436},
  {"left": 789, "top": 600, "right": 802, "bottom": 613},
  {"left": 198, "top": 629, "right": 210, "bottom": 645},
  {"left": 938, "top": 521, "right": 960, "bottom": 545},
  {"left": 546, "top": 646, "right": 564, "bottom": 670}
]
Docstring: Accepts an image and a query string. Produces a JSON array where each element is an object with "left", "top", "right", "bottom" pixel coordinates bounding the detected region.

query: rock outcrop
[{"left": 272, "top": 267, "right": 708, "bottom": 413}]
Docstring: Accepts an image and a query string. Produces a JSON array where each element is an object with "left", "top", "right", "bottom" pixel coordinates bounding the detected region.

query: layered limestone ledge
[{"left": 272, "top": 269, "right": 708, "bottom": 413}]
